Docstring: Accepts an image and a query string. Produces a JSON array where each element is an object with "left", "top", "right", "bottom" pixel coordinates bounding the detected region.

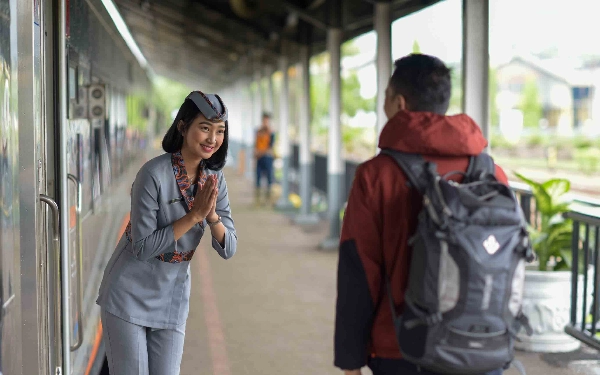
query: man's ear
[{"left": 398, "top": 95, "right": 407, "bottom": 111}]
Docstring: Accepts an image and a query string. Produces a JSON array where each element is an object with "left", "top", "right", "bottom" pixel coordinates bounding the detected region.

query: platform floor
[{"left": 179, "top": 164, "right": 600, "bottom": 375}]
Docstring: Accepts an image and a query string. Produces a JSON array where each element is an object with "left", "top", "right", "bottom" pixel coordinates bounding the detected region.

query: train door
[
  {"left": 23, "top": 0, "right": 83, "bottom": 374},
  {"left": 35, "top": 0, "right": 55, "bottom": 373},
  {"left": 10, "top": 0, "right": 56, "bottom": 374}
]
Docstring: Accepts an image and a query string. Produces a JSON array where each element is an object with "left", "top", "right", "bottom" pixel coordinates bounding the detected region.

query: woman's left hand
[{"left": 206, "top": 175, "right": 219, "bottom": 222}]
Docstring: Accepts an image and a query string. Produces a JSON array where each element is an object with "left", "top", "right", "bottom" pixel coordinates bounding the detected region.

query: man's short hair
[
  {"left": 262, "top": 112, "right": 271, "bottom": 119},
  {"left": 389, "top": 53, "right": 452, "bottom": 115}
]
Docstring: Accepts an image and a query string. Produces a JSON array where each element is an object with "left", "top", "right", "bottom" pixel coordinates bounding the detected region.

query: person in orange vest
[{"left": 254, "top": 112, "right": 275, "bottom": 204}]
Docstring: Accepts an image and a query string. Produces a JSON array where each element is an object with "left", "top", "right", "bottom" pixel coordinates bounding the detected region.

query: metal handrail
[{"left": 564, "top": 212, "right": 600, "bottom": 351}]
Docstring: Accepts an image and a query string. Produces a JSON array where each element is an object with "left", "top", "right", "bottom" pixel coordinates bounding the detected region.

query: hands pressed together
[
  {"left": 190, "top": 174, "right": 219, "bottom": 223},
  {"left": 173, "top": 173, "right": 223, "bottom": 242}
]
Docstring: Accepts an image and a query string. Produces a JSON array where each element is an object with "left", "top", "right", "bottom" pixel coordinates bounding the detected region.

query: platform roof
[{"left": 114, "top": 0, "right": 441, "bottom": 90}]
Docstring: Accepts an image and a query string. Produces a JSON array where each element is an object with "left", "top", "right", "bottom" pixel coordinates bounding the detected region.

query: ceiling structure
[{"left": 114, "top": 0, "right": 442, "bottom": 90}]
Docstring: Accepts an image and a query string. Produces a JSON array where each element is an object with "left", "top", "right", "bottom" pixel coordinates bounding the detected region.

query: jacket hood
[{"left": 377, "top": 110, "right": 488, "bottom": 156}]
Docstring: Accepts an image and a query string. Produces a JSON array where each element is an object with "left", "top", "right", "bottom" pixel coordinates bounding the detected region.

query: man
[
  {"left": 254, "top": 112, "right": 275, "bottom": 205},
  {"left": 334, "top": 54, "right": 507, "bottom": 375}
]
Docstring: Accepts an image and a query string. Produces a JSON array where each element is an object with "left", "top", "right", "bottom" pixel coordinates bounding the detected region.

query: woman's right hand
[{"left": 190, "top": 175, "right": 218, "bottom": 221}]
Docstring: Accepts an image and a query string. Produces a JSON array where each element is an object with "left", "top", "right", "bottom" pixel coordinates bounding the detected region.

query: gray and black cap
[{"left": 186, "top": 91, "right": 228, "bottom": 122}]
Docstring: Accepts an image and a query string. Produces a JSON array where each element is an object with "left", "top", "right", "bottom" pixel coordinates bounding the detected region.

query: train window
[
  {"left": 0, "top": 50, "right": 15, "bottom": 333},
  {"left": 76, "top": 133, "right": 83, "bottom": 184},
  {"left": 93, "top": 127, "right": 102, "bottom": 193},
  {"left": 67, "top": 65, "right": 79, "bottom": 119},
  {"left": 67, "top": 47, "right": 80, "bottom": 119},
  {"left": 68, "top": 66, "right": 77, "bottom": 102},
  {"left": 90, "top": 126, "right": 102, "bottom": 210}
]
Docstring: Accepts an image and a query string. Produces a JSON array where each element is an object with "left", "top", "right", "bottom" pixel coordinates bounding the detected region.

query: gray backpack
[{"left": 381, "top": 149, "right": 535, "bottom": 375}]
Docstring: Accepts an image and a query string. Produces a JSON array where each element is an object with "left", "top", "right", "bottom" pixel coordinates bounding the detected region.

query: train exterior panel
[{"left": 0, "top": 0, "right": 155, "bottom": 374}]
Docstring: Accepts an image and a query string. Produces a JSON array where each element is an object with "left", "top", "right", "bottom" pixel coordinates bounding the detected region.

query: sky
[{"left": 346, "top": 0, "right": 600, "bottom": 99}]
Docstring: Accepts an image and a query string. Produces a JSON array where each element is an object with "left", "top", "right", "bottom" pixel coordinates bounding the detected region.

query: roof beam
[
  {"left": 190, "top": 2, "right": 272, "bottom": 43},
  {"left": 344, "top": 0, "right": 441, "bottom": 31},
  {"left": 142, "top": 0, "right": 266, "bottom": 56},
  {"left": 117, "top": 0, "right": 182, "bottom": 26},
  {"left": 148, "top": 58, "right": 228, "bottom": 88},
  {"left": 116, "top": 0, "right": 282, "bottom": 73},
  {"left": 144, "top": 0, "right": 273, "bottom": 45},
  {"left": 280, "top": 1, "right": 327, "bottom": 30},
  {"left": 133, "top": 33, "right": 229, "bottom": 71},
  {"left": 122, "top": 9, "right": 242, "bottom": 61},
  {"left": 120, "top": 1, "right": 250, "bottom": 57},
  {"left": 121, "top": 35, "right": 249, "bottom": 86},
  {"left": 117, "top": 0, "right": 183, "bottom": 41}
]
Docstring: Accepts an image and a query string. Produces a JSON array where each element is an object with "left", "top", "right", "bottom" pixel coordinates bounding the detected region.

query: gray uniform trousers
[{"left": 101, "top": 309, "right": 186, "bottom": 375}]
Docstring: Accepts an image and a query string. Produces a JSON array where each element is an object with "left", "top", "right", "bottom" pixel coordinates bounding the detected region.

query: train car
[{"left": 0, "top": 0, "right": 155, "bottom": 374}]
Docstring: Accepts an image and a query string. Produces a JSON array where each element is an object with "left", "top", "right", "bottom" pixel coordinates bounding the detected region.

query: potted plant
[{"left": 514, "top": 173, "right": 592, "bottom": 353}]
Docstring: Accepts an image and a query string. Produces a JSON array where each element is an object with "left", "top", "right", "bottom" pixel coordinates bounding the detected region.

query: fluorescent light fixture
[{"left": 100, "top": 0, "right": 151, "bottom": 73}]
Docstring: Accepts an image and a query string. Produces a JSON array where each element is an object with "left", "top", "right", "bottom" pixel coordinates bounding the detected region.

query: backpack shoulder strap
[
  {"left": 465, "top": 152, "right": 495, "bottom": 181},
  {"left": 380, "top": 149, "right": 430, "bottom": 193}
]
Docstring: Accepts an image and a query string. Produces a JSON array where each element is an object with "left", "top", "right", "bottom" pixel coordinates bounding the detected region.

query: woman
[{"left": 96, "top": 91, "right": 237, "bottom": 375}]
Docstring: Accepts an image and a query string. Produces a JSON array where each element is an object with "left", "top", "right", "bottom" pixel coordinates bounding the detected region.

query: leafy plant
[{"left": 514, "top": 173, "right": 573, "bottom": 271}]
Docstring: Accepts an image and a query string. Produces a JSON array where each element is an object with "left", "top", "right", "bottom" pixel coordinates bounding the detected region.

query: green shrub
[
  {"left": 573, "top": 135, "right": 594, "bottom": 149},
  {"left": 490, "top": 135, "right": 517, "bottom": 150},
  {"left": 573, "top": 147, "right": 600, "bottom": 174},
  {"left": 524, "top": 133, "right": 548, "bottom": 148}
]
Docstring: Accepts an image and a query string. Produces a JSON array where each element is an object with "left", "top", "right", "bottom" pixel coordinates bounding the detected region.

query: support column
[
  {"left": 253, "top": 68, "right": 263, "bottom": 185},
  {"left": 320, "top": 0, "right": 344, "bottom": 249},
  {"left": 235, "top": 81, "right": 246, "bottom": 174},
  {"left": 226, "top": 85, "right": 235, "bottom": 169},
  {"left": 275, "top": 44, "right": 294, "bottom": 210},
  {"left": 294, "top": 24, "right": 320, "bottom": 225},
  {"left": 245, "top": 79, "right": 254, "bottom": 180},
  {"left": 253, "top": 67, "right": 263, "bottom": 139},
  {"left": 255, "top": 67, "right": 264, "bottom": 126},
  {"left": 265, "top": 65, "right": 275, "bottom": 114},
  {"left": 375, "top": 0, "right": 392, "bottom": 144},
  {"left": 462, "top": 0, "right": 490, "bottom": 149}
]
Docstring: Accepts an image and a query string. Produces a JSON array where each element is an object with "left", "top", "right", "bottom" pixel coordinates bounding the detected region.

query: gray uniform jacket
[{"left": 96, "top": 152, "right": 237, "bottom": 329}]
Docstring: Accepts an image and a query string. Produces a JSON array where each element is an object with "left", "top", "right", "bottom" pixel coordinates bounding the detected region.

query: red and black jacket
[{"left": 334, "top": 110, "right": 508, "bottom": 370}]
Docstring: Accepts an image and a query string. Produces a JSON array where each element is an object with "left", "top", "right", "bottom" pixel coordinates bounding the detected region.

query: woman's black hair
[{"left": 162, "top": 97, "right": 229, "bottom": 171}]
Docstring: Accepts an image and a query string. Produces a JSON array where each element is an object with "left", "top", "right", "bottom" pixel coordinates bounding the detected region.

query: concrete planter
[{"left": 516, "top": 269, "right": 593, "bottom": 353}]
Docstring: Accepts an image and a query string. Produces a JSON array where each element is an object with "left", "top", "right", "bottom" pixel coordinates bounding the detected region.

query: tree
[
  {"left": 309, "top": 40, "right": 377, "bottom": 148},
  {"left": 309, "top": 54, "right": 330, "bottom": 138},
  {"left": 448, "top": 65, "right": 500, "bottom": 127},
  {"left": 126, "top": 93, "right": 150, "bottom": 132},
  {"left": 520, "top": 78, "right": 543, "bottom": 129},
  {"left": 412, "top": 40, "right": 421, "bottom": 54},
  {"left": 151, "top": 76, "right": 194, "bottom": 126},
  {"left": 342, "top": 71, "right": 375, "bottom": 117},
  {"left": 448, "top": 64, "right": 462, "bottom": 113},
  {"left": 489, "top": 67, "right": 499, "bottom": 127},
  {"left": 342, "top": 41, "right": 360, "bottom": 57}
]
